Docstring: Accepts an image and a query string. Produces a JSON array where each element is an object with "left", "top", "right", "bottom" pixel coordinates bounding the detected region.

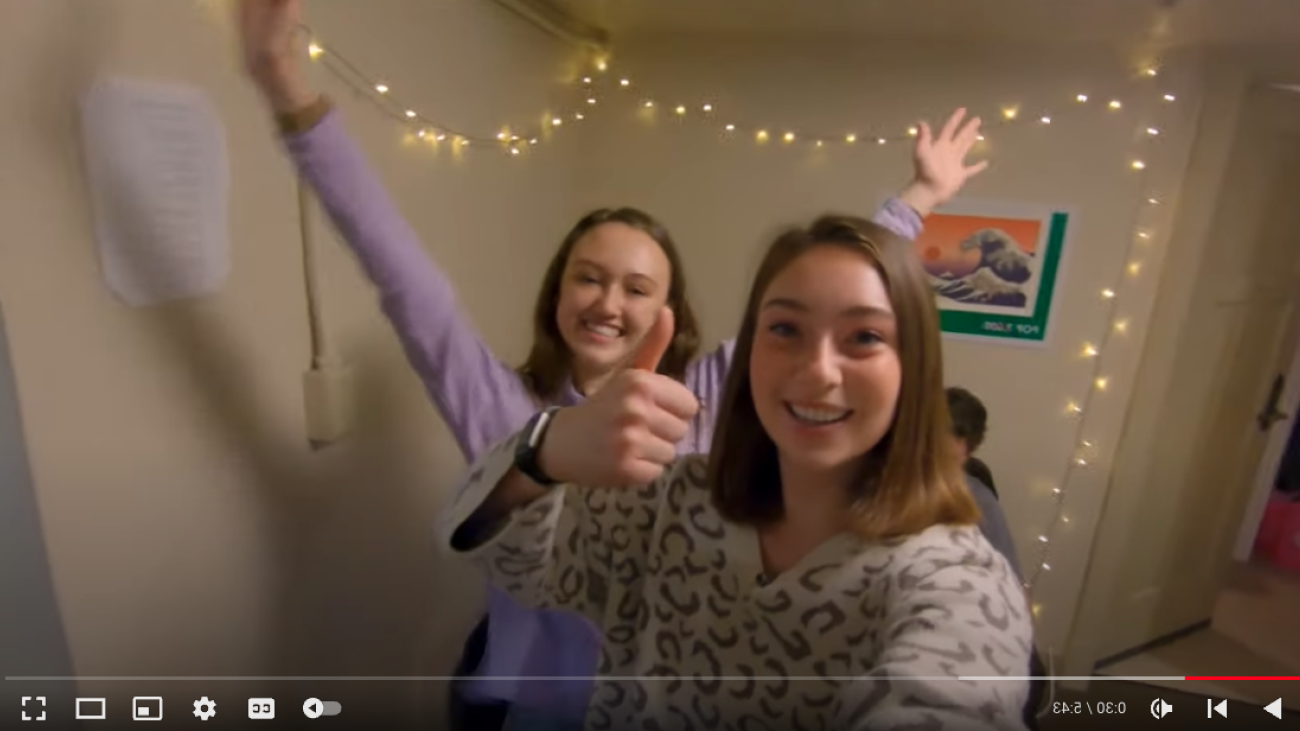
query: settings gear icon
[{"left": 193, "top": 696, "right": 217, "bottom": 720}]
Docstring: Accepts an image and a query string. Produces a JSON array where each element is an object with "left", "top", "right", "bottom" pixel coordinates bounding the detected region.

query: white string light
[
  {"left": 298, "top": 26, "right": 1181, "bottom": 167},
  {"left": 1025, "top": 64, "right": 1179, "bottom": 602}
]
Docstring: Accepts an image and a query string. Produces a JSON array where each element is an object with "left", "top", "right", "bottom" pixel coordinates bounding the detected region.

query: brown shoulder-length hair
[
  {"left": 706, "top": 214, "right": 978, "bottom": 541},
  {"left": 517, "top": 208, "right": 702, "bottom": 402}
]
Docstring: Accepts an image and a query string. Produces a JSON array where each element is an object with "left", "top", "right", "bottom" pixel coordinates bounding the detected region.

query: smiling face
[
  {"left": 749, "top": 245, "right": 902, "bottom": 476},
  {"left": 555, "top": 222, "right": 673, "bottom": 387}
]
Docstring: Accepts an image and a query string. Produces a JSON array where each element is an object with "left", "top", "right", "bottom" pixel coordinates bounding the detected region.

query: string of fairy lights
[
  {"left": 299, "top": 24, "right": 1172, "bottom": 159},
  {"left": 299, "top": 24, "right": 1180, "bottom": 624},
  {"left": 1023, "top": 76, "right": 1177, "bottom": 605}
]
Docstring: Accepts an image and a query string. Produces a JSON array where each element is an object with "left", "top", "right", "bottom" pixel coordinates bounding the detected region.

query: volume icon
[{"left": 1150, "top": 698, "right": 1173, "bottom": 718}]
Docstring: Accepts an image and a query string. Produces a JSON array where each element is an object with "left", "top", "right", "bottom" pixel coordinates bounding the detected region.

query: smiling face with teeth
[
  {"left": 708, "top": 216, "right": 974, "bottom": 540},
  {"left": 749, "top": 244, "right": 901, "bottom": 478},
  {"left": 555, "top": 221, "right": 674, "bottom": 390}
]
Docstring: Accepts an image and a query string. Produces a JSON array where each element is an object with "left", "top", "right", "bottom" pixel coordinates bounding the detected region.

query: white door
[{"left": 1144, "top": 83, "right": 1300, "bottom": 639}]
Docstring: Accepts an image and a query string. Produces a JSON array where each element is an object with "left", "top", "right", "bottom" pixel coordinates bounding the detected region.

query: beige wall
[{"left": 0, "top": 0, "right": 582, "bottom": 712}]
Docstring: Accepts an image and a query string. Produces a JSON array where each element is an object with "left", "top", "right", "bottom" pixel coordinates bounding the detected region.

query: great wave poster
[{"left": 913, "top": 200, "right": 1069, "bottom": 346}]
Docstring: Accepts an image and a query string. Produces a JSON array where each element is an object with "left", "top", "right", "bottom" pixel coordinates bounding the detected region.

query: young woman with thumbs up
[
  {"left": 236, "top": 2, "right": 989, "bottom": 728},
  {"left": 441, "top": 215, "right": 1032, "bottom": 731}
]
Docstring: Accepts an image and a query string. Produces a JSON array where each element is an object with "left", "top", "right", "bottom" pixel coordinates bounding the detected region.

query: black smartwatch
[{"left": 513, "top": 406, "right": 562, "bottom": 487}]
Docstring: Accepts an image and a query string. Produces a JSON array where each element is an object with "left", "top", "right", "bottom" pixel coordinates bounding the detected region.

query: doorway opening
[{"left": 1088, "top": 80, "right": 1300, "bottom": 710}]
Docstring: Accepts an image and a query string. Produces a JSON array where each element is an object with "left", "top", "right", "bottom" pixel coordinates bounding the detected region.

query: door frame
[{"left": 1233, "top": 303, "right": 1300, "bottom": 560}]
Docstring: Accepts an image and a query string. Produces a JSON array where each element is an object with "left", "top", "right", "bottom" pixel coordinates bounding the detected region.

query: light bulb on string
[
  {"left": 1128, "top": 261, "right": 1142, "bottom": 276},
  {"left": 756, "top": 130, "right": 769, "bottom": 142},
  {"left": 908, "top": 126, "right": 918, "bottom": 136},
  {"left": 1002, "top": 107, "right": 1018, "bottom": 120},
  {"left": 676, "top": 106, "right": 687, "bottom": 116},
  {"left": 1040, "top": 116, "right": 1051, "bottom": 124},
  {"left": 1163, "top": 93, "right": 1176, "bottom": 102},
  {"left": 582, "top": 77, "right": 592, "bottom": 84},
  {"left": 1095, "top": 377, "right": 1110, "bottom": 391},
  {"left": 308, "top": 43, "right": 323, "bottom": 59},
  {"left": 574, "top": 113, "right": 584, "bottom": 120},
  {"left": 586, "top": 98, "right": 597, "bottom": 105},
  {"left": 375, "top": 83, "right": 389, "bottom": 94},
  {"left": 1081, "top": 343, "right": 1099, "bottom": 357},
  {"left": 1101, "top": 288, "right": 1116, "bottom": 299},
  {"left": 619, "top": 78, "right": 630, "bottom": 87},
  {"left": 404, "top": 110, "right": 416, "bottom": 118},
  {"left": 1147, "top": 127, "right": 1160, "bottom": 136},
  {"left": 846, "top": 134, "right": 857, "bottom": 143},
  {"left": 702, "top": 104, "right": 713, "bottom": 112},
  {"left": 1114, "top": 319, "right": 1129, "bottom": 333},
  {"left": 1131, "top": 160, "right": 1146, "bottom": 170},
  {"left": 1076, "top": 94, "right": 1088, "bottom": 102},
  {"left": 725, "top": 124, "right": 735, "bottom": 132},
  {"left": 1108, "top": 100, "right": 1123, "bottom": 110},
  {"left": 783, "top": 132, "right": 795, "bottom": 143},
  {"left": 643, "top": 100, "right": 654, "bottom": 108},
  {"left": 876, "top": 137, "right": 887, "bottom": 145},
  {"left": 551, "top": 117, "right": 563, "bottom": 126}
]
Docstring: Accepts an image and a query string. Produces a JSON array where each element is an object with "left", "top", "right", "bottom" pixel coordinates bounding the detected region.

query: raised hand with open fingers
[
  {"left": 539, "top": 308, "right": 699, "bottom": 487},
  {"left": 898, "top": 108, "right": 989, "bottom": 217},
  {"left": 915, "top": 108, "right": 989, "bottom": 203}
]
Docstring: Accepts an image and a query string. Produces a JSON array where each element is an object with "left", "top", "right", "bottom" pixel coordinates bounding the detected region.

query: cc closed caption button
[{"left": 302, "top": 698, "right": 341, "bottom": 719}]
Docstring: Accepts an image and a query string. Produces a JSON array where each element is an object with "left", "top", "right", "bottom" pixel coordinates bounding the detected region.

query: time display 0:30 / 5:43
[{"left": 1052, "top": 701, "right": 1127, "bottom": 714}]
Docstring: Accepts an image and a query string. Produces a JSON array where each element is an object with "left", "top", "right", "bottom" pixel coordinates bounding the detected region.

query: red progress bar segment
[{"left": 1184, "top": 676, "right": 1300, "bottom": 680}]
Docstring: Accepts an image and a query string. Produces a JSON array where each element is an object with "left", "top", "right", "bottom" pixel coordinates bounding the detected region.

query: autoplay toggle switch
[{"left": 302, "top": 698, "right": 341, "bottom": 719}]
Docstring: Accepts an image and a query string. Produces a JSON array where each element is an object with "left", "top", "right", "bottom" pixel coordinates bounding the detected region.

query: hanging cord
[
  {"left": 297, "top": 177, "right": 334, "bottom": 369},
  {"left": 296, "top": 177, "right": 354, "bottom": 448}
]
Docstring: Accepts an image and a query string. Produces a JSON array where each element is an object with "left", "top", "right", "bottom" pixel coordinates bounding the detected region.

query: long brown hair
[
  {"left": 707, "top": 214, "right": 978, "bottom": 540},
  {"left": 517, "top": 208, "right": 701, "bottom": 402}
]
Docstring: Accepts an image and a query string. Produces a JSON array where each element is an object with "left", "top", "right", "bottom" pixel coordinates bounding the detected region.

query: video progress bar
[{"left": 9, "top": 675, "right": 1300, "bottom": 682}]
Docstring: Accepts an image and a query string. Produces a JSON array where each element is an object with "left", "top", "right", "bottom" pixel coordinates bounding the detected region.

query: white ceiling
[{"left": 547, "top": 0, "right": 1300, "bottom": 45}]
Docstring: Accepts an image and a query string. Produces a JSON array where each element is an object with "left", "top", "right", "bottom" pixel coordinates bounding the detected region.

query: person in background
[
  {"left": 442, "top": 215, "right": 1032, "bottom": 729},
  {"left": 945, "top": 385, "right": 1047, "bottom": 728},
  {"left": 948, "top": 386, "right": 997, "bottom": 497}
]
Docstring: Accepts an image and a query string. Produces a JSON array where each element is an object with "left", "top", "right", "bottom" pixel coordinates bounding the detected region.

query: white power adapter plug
[{"left": 303, "top": 361, "right": 355, "bottom": 449}]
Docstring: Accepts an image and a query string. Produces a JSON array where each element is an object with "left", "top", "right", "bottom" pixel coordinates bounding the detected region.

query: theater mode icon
[{"left": 75, "top": 698, "right": 107, "bottom": 720}]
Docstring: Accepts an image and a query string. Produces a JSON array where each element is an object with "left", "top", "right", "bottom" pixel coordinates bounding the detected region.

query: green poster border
[{"left": 937, "top": 211, "right": 1069, "bottom": 343}]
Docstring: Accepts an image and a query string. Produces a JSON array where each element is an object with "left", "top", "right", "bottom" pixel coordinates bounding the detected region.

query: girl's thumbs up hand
[{"left": 539, "top": 309, "right": 700, "bottom": 487}]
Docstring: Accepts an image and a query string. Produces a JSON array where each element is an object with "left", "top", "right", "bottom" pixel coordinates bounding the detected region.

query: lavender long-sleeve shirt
[{"left": 280, "top": 107, "right": 923, "bottom": 723}]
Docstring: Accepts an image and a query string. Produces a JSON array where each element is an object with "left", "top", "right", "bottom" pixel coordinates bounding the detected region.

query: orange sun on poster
[{"left": 923, "top": 246, "right": 942, "bottom": 262}]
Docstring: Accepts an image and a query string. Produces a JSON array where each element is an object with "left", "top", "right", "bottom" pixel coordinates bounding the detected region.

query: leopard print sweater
[{"left": 439, "top": 430, "right": 1032, "bottom": 731}]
